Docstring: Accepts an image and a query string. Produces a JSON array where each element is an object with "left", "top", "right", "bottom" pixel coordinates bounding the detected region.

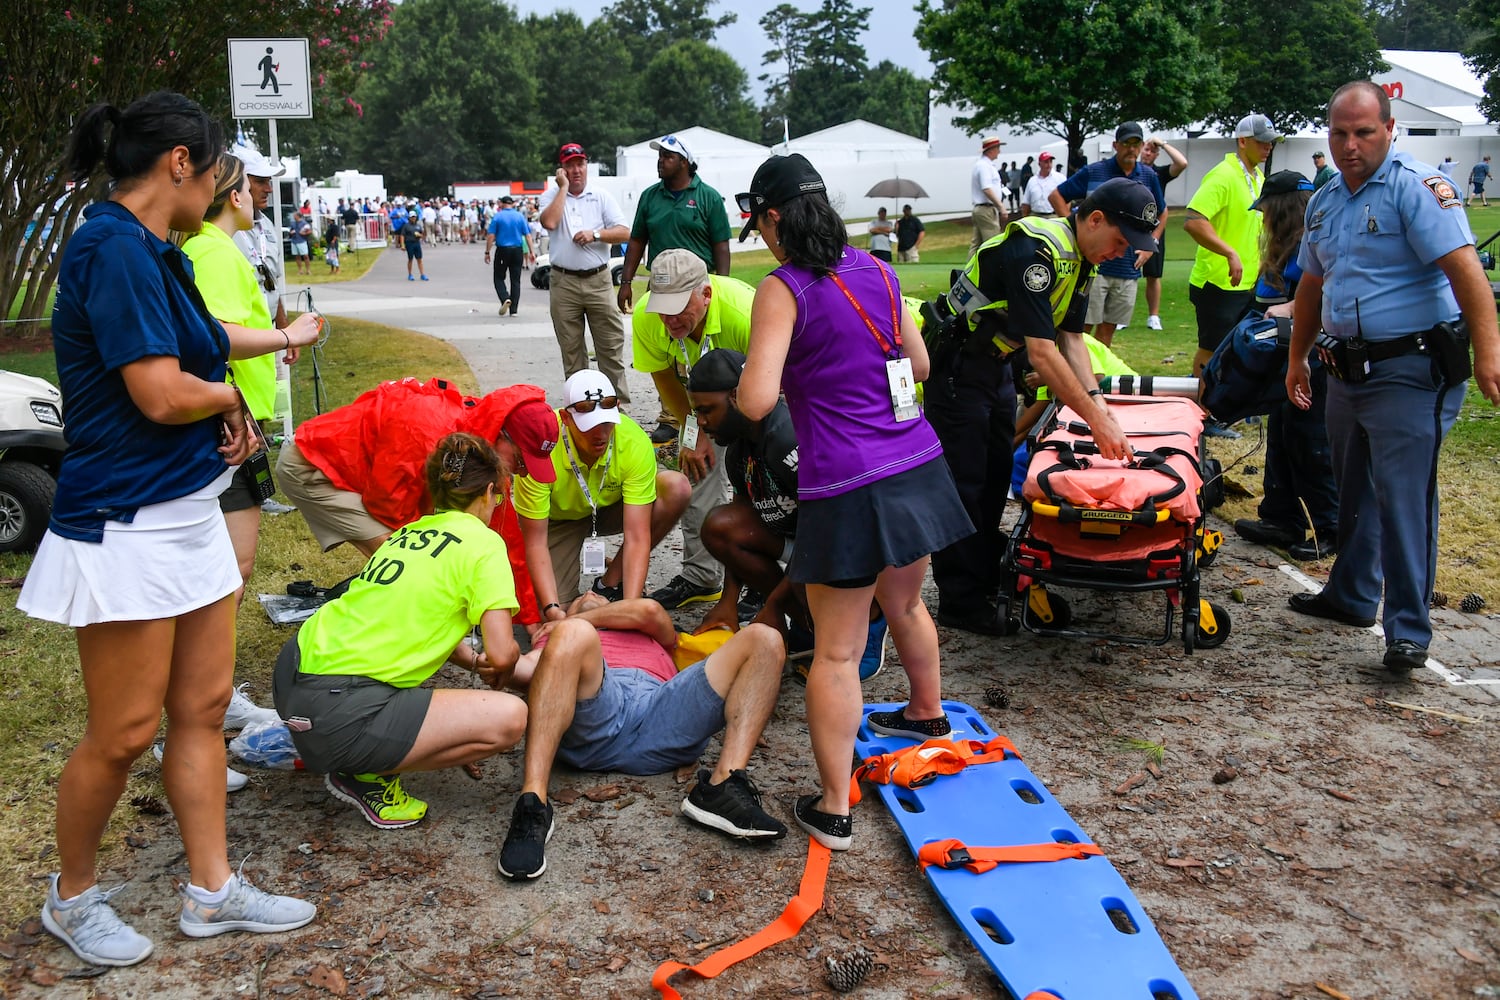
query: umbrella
[{"left": 864, "top": 177, "right": 929, "bottom": 199}]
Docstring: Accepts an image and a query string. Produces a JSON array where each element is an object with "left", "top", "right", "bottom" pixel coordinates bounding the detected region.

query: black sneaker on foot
[
  {"left": 650, "top": 422, "right": 679, "bottom": 444},
  {"left": 866, "top": 707, "right": 952, "bottom": 741},
  {"left": 681, "top": 769, "right": 787, "bottom": 841},
  {"left": 1288, "top": 592, "right": 1375, "bottom": 627},
  {"left": 498, "top": 792, "right": 555, "bottom": 881},
  {"left": 1233, "top": 518, "right": 1304, "bottom": 548},
  {"left": 794, "top": 794, "right": 852, "bottom": 851},
  {"left": 650, "top": 574, "right": 722, "bottom": 610}
]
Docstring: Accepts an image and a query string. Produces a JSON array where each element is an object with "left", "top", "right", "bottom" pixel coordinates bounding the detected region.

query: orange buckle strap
[
  {"left": 651, "top": 837, "right": 832, "bottom": 999},
  {"left": 850, "top": 735, "right": 1021, "bottom": 806},
  {"left": 917, "top": 837, "right": 1104, "bottom": 874}
]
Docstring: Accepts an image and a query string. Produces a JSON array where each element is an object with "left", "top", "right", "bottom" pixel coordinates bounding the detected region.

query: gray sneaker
[
  {"left": 178, "top": 871, "right": 316, "bottom": 938},
  {"left": 41, "top": 875, "right": 154, "bottom": 966}
]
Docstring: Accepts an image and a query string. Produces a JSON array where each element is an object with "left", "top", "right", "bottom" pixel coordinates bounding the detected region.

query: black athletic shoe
[
  {"left": 936, "top": 605, "right": 1019, "bottom": 636},
  {"left": 498, "top": 793, "right": 554, "bottom": 881},
  {"left": 650, "top": 574, "right": 722, "bottom": 610},
  {"left": 736, "top": 589, "right": 766, "bottom": 622},
  {"left": 1288, "top": 592, "right": 1376, "bottom": 628},
  {"left": 1383, "top": 639, "right": 1428, "bottom": 674},
  {"left": 794, "top": 794, "right": 852, "bottom": 851},
  {"left": 681, "top": 769, "right": 787, "bottom": 841},
  {"left": 650, "top": 422, "right": 679, "bottom": 445},
  {"left": 865, "top": 707, "right": 952, "bottom": 741},
  {"left": 1233, "top": 518, "right": 1304, "bottom": 548}
]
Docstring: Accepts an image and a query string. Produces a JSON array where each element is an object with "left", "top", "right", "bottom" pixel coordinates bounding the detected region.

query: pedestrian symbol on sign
[{"left": 258, "top": 47, "right": 280, "bottom": 94}]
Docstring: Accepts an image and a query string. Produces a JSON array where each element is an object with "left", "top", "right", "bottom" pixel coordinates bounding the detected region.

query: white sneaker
[
  {"left": 225, "top": 683, "right": 281, "bottom": 731},
  {"left": 153, "top": 743, "right": 249, "bottom": 793},
  {"left": 178, "top": 869, "right": 316, "bottom": 938},
  {"left": 1147, "top": 314, "right": 1163, "bottom": 330}
]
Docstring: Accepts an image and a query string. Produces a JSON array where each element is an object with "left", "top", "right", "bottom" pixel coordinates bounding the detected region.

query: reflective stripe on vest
[{"left": 946, "top": 216, "right": 1087, "bottom": 352}]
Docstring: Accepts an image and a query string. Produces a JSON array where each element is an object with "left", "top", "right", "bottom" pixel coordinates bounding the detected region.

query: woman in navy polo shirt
[{"left": 18, "top": 91, "right": 314, "bottom": 967}]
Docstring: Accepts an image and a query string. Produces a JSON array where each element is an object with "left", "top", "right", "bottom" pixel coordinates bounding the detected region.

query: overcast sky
[{"left": 506, "top": 0, "right": 933, "bottom": 100}]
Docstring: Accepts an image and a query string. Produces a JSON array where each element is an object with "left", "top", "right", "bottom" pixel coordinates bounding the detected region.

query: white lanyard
[
  {"left": 563, "top": 431, "right": 613, "bottom": 536},
  {"left": 674, "top": 331, "right": 714, "bottom": 378},
  {"left": 1240, "top": 159, "right": 1259, "bottom": 200}
]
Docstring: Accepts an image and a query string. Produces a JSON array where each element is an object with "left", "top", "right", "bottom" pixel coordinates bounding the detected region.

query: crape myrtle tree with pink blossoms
[{"left": 0, "top": 0, "right": 391, "bottom": 325}]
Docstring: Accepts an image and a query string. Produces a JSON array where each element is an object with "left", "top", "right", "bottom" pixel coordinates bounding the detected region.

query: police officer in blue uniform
[{"left": 1285, "top": 81, "right": 1500, "bottom": 673}]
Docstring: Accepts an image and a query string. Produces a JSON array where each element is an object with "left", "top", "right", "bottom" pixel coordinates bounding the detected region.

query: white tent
[
  {"left": 786, "top": 119, "right": 928, "bottom": 164},
  {"left": 615, "top": 126, "right": 770, "bottom": 180}
]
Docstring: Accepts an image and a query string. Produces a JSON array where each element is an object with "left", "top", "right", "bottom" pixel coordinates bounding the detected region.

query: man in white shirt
[
  {"left": 1021, "top": 152, "right": 1064, "bottom": 218},
  {"left": 867, "top": 207, "right": 894, "bottom": 262},
  {"left": 538, "top": 142, "right": 633, "bottom": 401},
  {"left": 438, "top": 201, "right": 456, "bottom": 243},
  {"left": 970, "top": 135, "right": 1009, "bottom": 254}
]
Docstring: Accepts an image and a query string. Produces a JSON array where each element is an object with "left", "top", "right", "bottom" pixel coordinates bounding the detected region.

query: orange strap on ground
[
  {"left": 651, "top": 837, "right": 832, "bottom": 999},
  {"left": 918, "top": 837, "right": 1104, "bottom": 874},
  {"left": 850, "top": 735, "right": 1021, "bottom": 806}
]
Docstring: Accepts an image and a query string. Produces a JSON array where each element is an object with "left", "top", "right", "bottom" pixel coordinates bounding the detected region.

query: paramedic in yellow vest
[{"left": 925, "top": 177, "right": 1158, "bottom": 636}]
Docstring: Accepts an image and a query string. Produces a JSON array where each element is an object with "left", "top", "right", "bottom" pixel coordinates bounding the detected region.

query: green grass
[
  {"left": 0, "top": 316, "right": 471, "bottom": 930},
  {"left": 289, "top": 244, "right": 385, "bottom": 285},
  {"left": 6, "top": 283, "right": 57, "bottom": 323}
]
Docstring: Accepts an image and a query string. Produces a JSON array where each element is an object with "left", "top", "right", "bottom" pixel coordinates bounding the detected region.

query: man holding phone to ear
[{"left": 538, "top": 143, "right": 633, "bottom": 402}]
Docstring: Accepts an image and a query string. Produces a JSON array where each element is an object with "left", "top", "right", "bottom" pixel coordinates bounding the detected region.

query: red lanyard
[{"left": 828, "top": 263, "right": 901, "bottom": 360}]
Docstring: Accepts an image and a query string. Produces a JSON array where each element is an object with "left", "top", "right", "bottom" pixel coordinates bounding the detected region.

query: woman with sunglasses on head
[
  {"left": 515, "top": 369, "right": 692, "bottom": 622},
  {"left": 18, "top": 91, "right": 315, "bottom": 968},
  {"left": 273, "top": 433, "right": 529, "bottom": 831},
  {"left": 735, "top": 154, "right": 973, "bottom": 851}
]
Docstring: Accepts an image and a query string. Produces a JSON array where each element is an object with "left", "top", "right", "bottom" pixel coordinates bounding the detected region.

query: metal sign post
[{"left": 228, "top": 38, "right": 312, "bottom": 443}]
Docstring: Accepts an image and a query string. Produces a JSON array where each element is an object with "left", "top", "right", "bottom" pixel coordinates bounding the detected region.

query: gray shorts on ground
[
  {"left": 271, "top": 636, "right": 431, "bottom": 775},
  {"left": 556, "top": 660, "right": 724, "bottom": 776}
]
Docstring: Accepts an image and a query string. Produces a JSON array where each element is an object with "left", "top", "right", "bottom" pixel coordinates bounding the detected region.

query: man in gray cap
[{"left": 1183, "top": 112, "right": 1282, "bottom": 435}]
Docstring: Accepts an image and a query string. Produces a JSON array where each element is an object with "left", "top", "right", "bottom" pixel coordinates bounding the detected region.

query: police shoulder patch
[
  {"left": 1023, "top": 263, "right": 1052, "bottom": 293},
  {"left": 1423, "top": 175, "right": 1461, "bottom": 209}
]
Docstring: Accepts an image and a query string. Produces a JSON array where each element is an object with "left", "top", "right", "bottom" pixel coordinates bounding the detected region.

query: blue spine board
[{"left": 854, "top": 700, "right": 1199, "bottom": 1000}]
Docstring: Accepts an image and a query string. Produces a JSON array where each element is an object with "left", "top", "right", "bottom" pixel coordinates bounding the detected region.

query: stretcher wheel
[
  {"left": 1027, "top": 587, "right": 1071, "bottom": 630},
  {"left": 1194, "top": 601, "right": 1231, "bottom": 649}
]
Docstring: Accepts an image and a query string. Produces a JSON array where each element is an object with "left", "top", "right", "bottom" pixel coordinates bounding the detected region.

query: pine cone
[
  {"left": 1460, "top": 593, "right": 1487, "bottom": 614},
  {"left": 824, "top": 947, "right": 874, "bottom": 993},
  {"left": 1430, "top": 591, "right": 1449, "bottom": 609},
  {"left": 984, "top": 685, "right": 1011, "bottom": 709}
]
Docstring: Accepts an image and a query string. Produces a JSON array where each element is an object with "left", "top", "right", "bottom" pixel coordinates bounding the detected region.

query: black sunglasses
[{"left": 568, "top": 396, "right": 619, "bottom": 414}]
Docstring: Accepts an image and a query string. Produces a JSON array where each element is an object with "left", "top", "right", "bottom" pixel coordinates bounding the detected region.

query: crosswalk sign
[{"left": 227, "top": 38, "right": 312, "bottom": 119}]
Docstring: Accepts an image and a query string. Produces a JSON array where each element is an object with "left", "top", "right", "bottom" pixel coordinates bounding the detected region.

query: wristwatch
[{"left": 592, "top": 229, "right": 601, "bottom": 242}]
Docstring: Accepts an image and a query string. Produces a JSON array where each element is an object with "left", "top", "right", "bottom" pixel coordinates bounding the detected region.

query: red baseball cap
[
  {"left": 502, "top": 400, "right": 559, "bottom": 483},
  {"left": 559, "top": 142, "right": 587, "bottom": 164},
  {"left": 1039, "top": 152, "right": 1055, "bottom": 162}
]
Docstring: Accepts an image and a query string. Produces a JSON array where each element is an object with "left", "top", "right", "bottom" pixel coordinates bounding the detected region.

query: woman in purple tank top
[{"left": 736, "top": 155, "right": 974, "bottom": 851}]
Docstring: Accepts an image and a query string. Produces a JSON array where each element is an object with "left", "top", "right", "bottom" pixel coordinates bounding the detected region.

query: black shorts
[
  {"left": 788, "top": 457, "right": 973, "bottom": 586},
  {"left": 1142, "top": 233, "right": 1165, "bottom": 279},
  {"left": 406, "top": 241, "right": 423, "bottom": 259},
  {"left": 1189, "top": 282, "right": 1255, "bottom": 352},
  {"left": 218, "top": 462, "right": 261, "bottom": 514}
]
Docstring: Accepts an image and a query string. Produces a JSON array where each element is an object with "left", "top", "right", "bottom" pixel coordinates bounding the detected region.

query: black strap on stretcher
[{"left": 1031, "top": 441, "right": 1194, "bottom": 525}]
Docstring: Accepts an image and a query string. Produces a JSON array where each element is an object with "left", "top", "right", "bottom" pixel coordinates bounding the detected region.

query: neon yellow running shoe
[{"left": 324, "top": 771, "right": 427, "bottom": 829}]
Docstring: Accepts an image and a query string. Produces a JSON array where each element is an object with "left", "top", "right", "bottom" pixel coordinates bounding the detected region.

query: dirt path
[{"left": 5, "top": 529, "right": 1498, "bottom": 1000}]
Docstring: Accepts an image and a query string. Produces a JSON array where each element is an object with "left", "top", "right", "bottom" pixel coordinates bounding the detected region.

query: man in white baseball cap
[{"left": 514, "top": 370, "right": 691, "bottom": 619}]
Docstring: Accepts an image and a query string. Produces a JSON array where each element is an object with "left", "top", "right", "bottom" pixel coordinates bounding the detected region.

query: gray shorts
[
  {"left": 557, "top": 660, "right": 724, "bottom": 775},
  {"left": 1085, "top": 274, "right": 1139, "bottom": 327},
  {"left": 271, "top": 636, "right": 432, "bottom": 775}
]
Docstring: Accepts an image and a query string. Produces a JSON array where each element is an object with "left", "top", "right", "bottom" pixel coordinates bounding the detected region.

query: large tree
[
  {"left": 760, "top": 0, "right": 929, "bottom": 142},
  {"left": 0, "top": 0, "right": 389, "bottom": 325},
  {"left": 917, "top": 0, "right": 1225, "bottom": 165},
  {"left": 641, "top": 40, "right": 761, "bottom": 140},
  {"left": 1369, "top": 0, "right": 1472, "bottom": 51},
  {"left": 1466, "top": 0, "right": 1500, "bottom": 123},
  {"left": 1207, "top": 0, "right": 1386, "bottom": 135},
  {"left": 603, "top": 0, "right": 736, "bottom": 69},
  {"left": 523, "top": 10, "right": 638, "bottom": 173},
  {"left": 352, "top": 0, "right": 545, "bottom": 192}
]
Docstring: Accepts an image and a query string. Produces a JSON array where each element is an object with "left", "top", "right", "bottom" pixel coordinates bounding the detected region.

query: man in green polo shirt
[
  {"left": 631, "top": 250, "right": 756, "bottom": 610},
  {"left": 617, "top": 134, "right": 733, "bottom": 444},
  {"left": 514, "top": 369, "right": 691, "bottom": 622}
]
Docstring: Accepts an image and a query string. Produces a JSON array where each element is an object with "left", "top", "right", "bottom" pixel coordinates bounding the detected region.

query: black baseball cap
[
  {"left": 499, "top": 194, "right": 515, "bottom": 204},
  {"left": 1084, "top": 178, "right": 1160, "bottom": 254},
  {"left": 1250, "top": 170, "right": 1314, "bottom": 210},
  {"left": 1115, "top": 121, "right": 1145, "bottom": 143},
  {"left": 686, "top": 348, "right": 747, "bottom": 393},
  {"left": 735, "top": 154, "right": 827, "bottom": 242}
]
